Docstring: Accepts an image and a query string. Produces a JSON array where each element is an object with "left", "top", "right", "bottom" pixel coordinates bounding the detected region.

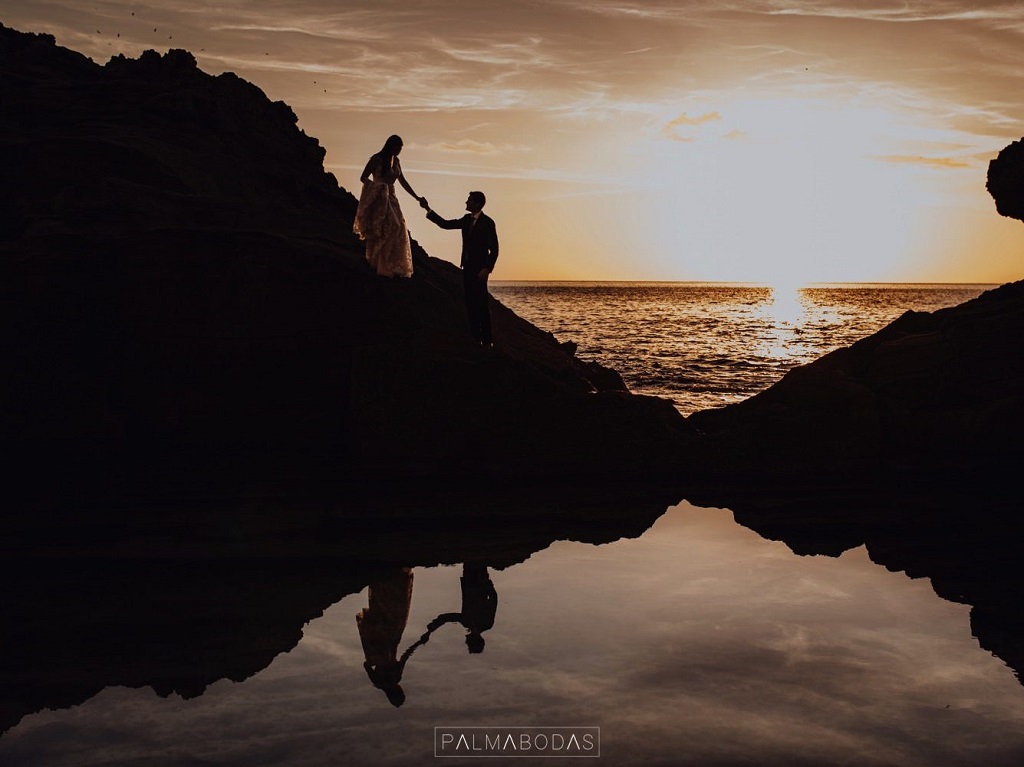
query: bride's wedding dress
[{"left": 353, "top": 156, "right": 414, "bottom": 278}]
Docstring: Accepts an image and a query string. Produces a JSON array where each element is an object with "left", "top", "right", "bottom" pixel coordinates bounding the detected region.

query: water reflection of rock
[
  {"left": 686, "top": 484, "right": 1024, "bottom": 685},
  {"left": 0, "top": 484, "right": 675, "bottom": 735}
]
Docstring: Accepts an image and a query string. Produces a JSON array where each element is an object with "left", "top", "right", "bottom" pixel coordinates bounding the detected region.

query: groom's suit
[
  {"left": 426, "top": 210, "right": 499, "bottom": 344},
  {"left": 426, "top": 211, "right": 499, "bottom": 274}
]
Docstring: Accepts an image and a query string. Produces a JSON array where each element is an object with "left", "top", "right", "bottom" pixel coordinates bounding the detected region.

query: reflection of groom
[
  {"left": 427, "top": 563, "right": 498, "bottom": 654},
  {"left": 424, "top": 192, "right": 499, "bottom": 347}
]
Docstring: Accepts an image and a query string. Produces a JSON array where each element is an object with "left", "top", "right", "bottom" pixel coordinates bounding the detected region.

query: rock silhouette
[
  {"left": 686, "top": 280, "right": 1024, "bottom": 482},
  {"left": 0, "top": 483, "right": 674, "bottom": 735},
  {"left": 0, "top": 24, "right": 693, "bottom": 496},
  {"left": 987, "top": 138, "right": 1024, "bottom": 223}
]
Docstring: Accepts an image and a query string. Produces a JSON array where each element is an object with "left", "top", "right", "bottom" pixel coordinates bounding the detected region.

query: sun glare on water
[{"left": 766, "top": 283, "right": 807, "bottom": 324}]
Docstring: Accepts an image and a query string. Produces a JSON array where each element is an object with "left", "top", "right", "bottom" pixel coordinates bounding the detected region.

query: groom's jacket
[{"left": 426, "top": 211, "right": 499, "bottom": 274}]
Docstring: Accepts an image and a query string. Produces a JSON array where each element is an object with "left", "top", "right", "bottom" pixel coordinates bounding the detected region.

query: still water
[{"left": 3, "top": 500, "right": 1023, "bottom": 766}]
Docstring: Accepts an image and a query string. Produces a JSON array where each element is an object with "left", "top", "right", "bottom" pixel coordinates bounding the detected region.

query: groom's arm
[
  {"left": 426, "top": 210, "right": 464, "bottom": 230},
  {"left": 427, "top": 612, "right": 462, "bottom": 630}
]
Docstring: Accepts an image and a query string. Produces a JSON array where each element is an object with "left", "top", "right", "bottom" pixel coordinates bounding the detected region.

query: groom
[{"left": 423, "top": 191, "right": 499, "bottom": 347}]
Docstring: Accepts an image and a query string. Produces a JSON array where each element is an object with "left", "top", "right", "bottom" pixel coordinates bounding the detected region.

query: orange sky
[{"left": 7, "top": 1, "right": 1024, "bottom": 283}]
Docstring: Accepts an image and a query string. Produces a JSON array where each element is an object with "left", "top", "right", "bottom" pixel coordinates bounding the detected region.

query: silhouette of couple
[
  {"left": 354, "top": 134, "right": 499, "bottom": 347},
  {"left": 355, "top": 563, "right": 498, "bottom": 707}
]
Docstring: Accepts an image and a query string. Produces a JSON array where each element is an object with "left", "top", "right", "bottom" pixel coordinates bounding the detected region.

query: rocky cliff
[
  {"left": 0, "top": 24, "right": 693, "bottom": 495},
  {"left": 687, "top": 280, "right": 1024, "bottom": 482},
  {"left": 988, "top": 138, "right": 1024, "bottom": 222}
]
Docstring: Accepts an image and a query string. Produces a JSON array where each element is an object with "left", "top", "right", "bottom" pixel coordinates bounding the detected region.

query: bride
[{"left": 353, "top": 135, "right": 427, "bottom": 278}]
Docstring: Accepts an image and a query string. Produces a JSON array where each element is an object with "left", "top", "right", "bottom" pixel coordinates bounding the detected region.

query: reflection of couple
[
  {"left": 353, "top": 134, "right": 500, "bottom": 346},
  {"left": 355, "top": 563, "right": 498, "bottom": 707}
]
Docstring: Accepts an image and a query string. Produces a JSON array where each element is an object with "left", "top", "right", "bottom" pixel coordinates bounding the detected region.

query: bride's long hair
[{"left": 378, "top": 134, "right": 403, "bottom": 172}]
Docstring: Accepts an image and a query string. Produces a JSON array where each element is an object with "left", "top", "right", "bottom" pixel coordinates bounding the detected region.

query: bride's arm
[
  {"left": 398, "top": 170, "right": 426, "bottom": 206},
  {"left": 359, "top": 155, "right": 376, "bottom": 184}
]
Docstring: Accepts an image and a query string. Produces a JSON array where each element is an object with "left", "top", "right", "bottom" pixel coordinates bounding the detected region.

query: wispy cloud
[
  {"left": 327, "top": 160, "right": 616, "bottom": 186},
  {"left": 557, "top": 2, "right": 684, "bottom": 20},
  {"left": 662, "top": 111, "right": 722, "bottom": 141},
  {"left": 208, "top": 22, "right": 388, "bottom": 44},
  {"left": 874, "top": 154, "right": 972, "bottom": 169},
  {"left": 667, "top": 112, "right": 723, "bottom": 127},
  {"left": 439, "top": 37, "right": 559, "bottom": 68},
  {"left": 763, "top": 1, "right": 1024, "bottom": 24},
  {"left": 420, "top": 139, "right": 530, "bottom": 154}
]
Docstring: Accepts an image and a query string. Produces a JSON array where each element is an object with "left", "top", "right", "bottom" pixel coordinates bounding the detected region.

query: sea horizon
[{"left": 492, "top": 279, "right": 1003, "bottom": 287}]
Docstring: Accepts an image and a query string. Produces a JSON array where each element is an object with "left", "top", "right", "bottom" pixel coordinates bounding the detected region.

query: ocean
[{"left": 491, "top": 282, "right": 995, "bottom": 415}]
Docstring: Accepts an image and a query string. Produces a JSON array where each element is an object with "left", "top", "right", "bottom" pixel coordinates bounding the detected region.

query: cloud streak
[
  {"left": 762, "top": 0, "right": 1024, "bottom": 24},
  {"left": 662, "top": 111, "right": 723, "bottom": 141},
  {"left": 874, "top": 154, "right": 972, "bottom": 169},
  {"left": 420, "top": 138, "right": 531, "bottom": 154}
]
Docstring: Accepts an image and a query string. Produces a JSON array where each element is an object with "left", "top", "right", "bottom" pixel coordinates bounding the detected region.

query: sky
[{"left": 5, "top": 0, "right": 1024, "bottom": 284}]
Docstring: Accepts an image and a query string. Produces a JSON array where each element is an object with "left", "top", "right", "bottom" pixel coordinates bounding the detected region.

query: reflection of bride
[
  {"left": 353, "top": 135, "right": 426, "bottom": 278},
  {"left": 356, "top": 567, "right": 414, "bottom": 707}
]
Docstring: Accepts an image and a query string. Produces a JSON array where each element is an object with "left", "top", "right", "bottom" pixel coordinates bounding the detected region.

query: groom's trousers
[{"left": 463, "top": 272, "right": 492, "bottom": 344}]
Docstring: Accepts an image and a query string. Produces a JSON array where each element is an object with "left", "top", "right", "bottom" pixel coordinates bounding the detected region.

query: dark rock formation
[
  {"left": 686, "top": 280, "right": 1024, "bottom": 481},
  {"left": 0, "top": 483, "right": 675, "bottom": 734},
  {"left": 0, "top": 24, "right": 693, "bottom": 495},
  {"left": 988, "top": 138, "right": 1024, "bottom": 222}
]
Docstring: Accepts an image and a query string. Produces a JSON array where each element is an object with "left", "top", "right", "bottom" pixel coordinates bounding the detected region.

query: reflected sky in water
[{"left": 3, "top": 502, "right": 1024, "bottom": 766}]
